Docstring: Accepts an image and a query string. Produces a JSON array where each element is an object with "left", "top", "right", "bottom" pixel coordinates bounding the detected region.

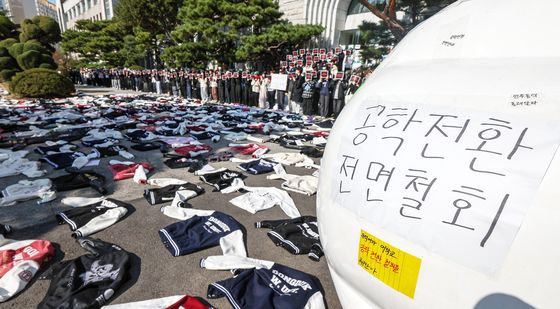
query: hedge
[{"left": 10, "top": 68, "right": 75, "bottom": 98}]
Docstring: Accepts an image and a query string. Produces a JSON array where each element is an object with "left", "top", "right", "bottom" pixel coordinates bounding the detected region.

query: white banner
[
  {"left": 270, "top": 74, "right": 288, "bottom": 91},
  {"left": 332, "top": 103, "right": 560, "bottom": 273}
]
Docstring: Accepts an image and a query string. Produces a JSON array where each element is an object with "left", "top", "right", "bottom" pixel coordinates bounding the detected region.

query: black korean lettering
[
  {"left": 425, "top": 114, "right": 470, "bottom": 142},
  {"left": 480, "top": 194, "right": 510, "bottom": 247},
  {"left": 366, "top": 161, "right": 394, "bottom": 192},
  {"left": 340, "top": 155, "right": 359, "bottom": 180},
  {"left": 353, "top": 105, "right": 386, "bottom": 130},
  {"left": 507, "top": 128, "right": 533, "bottom": 159},
  {"left": 382, "top": 108, "right": 409, "bottom": 129},
  {"left": 421, "top": 143, "right": 444, "bottom": 159},
  {"left": 404, "top": 169, "right": 437, "bottom": 201},
  {"left": 400, "top": 197, "right": 422, "bottom": 220},
  {"left": 442, "top": 186, "right": 486, "bottom": 231},
  {"left": 403, "top": 109, "right": 422, "bottom": 132},
  {"left": 466, "top": 118, "right": 512, "bottom": 155},
  {"left": 365, "top": 161, "right": 395, "bottom": 202},
  {"left": 339, "top": 155, "right": 359, "bottom": 194},
  {"left": 353, "top": 133, "right": 368, "bottom": 146},
  {"left": 381, "top": 136, "right": 404, "bottom": 156},
  {"left": 352, "top": 106, "right": 386, "bottom": 145},
  {"left": 469, "top": 157, "right": 506, "bottom": 176}
]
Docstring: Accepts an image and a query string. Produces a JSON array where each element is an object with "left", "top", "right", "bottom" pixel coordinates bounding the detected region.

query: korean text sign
[{"left": 334, "top": 103, "right": 560, "bottom": 273}]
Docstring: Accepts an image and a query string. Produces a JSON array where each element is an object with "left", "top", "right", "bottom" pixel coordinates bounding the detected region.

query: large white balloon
[{"left": 318, "top": 0, "right": 560, "bottom": 308}]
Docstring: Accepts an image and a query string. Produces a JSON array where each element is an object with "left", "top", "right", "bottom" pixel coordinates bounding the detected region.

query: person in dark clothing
[
  {"left": 241, "top": 75, "right": 250, "bottom": 105},
  {"left": 224, "top": 75, "right": 231, "bottom": 103},
  {"left": 332, "top": 77, "right": 347, "bottom": 118},
  {"left": 191, "top": 76, "right": 200, "bottom": 100},
  {"left": 289, "top": 68, "right": 305, "bottom": 114},
  {"left": 316, "top": 75, "right": 334, "bottom": 118},
  {"left": 185, "top": 74, "right": 192, "bottom": 98},
  {"left": 301, "top": 77, "right": 317, "bottom": 116},
  {"left": 218, "top": 75, "right": 225, "bottom": 103},
  {"left": 234, "top": 75, "right": 242, "bottom": 103}
]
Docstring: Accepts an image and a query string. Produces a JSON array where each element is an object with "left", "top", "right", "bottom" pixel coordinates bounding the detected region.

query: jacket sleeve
[
  {"left": 200, "top": 255, "right": 274, "bottom": 270},
  {"left": 219, "top": 230, "right": 247, "bottom": 257},
  {"left": 73, "top": 207, "right": 128, "bottom": 237},
  {"left": 308, "top": 243, "right": 324, "bottom": 262},
  {"left": 160, "top": 206, "right": 215, "bottom": 220},
  {"left": 255, "top": 217, "right": 305, "bottom": 229},
  {"left": 304, "top": 291, "right": 326, "bottom": 309}
]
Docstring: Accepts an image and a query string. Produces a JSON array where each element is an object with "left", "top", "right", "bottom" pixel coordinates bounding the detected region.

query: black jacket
[
  {"left": 38, "top": 238, "right": 132, "bottom": 309},
  {"left": 290, "top": 75, "right": 305, "bottom": 103},
  {"left": 255, "top": 216, "right": 324, "bottom": 261}
]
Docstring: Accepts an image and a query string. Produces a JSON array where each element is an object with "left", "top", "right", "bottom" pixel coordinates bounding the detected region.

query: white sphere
[{"left": 318, "top": 0, "right": 560, "bottom": 308}]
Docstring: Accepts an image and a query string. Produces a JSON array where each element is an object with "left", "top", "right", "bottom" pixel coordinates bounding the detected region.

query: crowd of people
[{"left": 68, "top": 47, "right": 366, "bottom": 118}]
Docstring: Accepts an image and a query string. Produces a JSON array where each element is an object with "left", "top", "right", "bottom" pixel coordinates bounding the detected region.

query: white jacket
[
  {"left": 0, "top": 158, "right": 45, "bottom": 178},
  {"left": 0, "top": 179, "right": 55, "bottom": 206},
  {"left": 223, "top": 179, "right": 301, "bottom": 218},
  {"left": 267, "top": 173, "right": 318, "bottom": 196},
  {"left": 261, "top": 152, "right": 318, "bottom": 168}
]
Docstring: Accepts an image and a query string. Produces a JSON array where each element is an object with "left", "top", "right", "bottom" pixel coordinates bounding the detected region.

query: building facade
[
  {"left": 55, "top": 0, "right": 118, "bottom": 32},
  {"left": 36, "top": 0, "right": 59, "bottom": 22},
  {"left": 278, "top": 0, "right": 381, "bottom": 48},
  {"left": 1, "top": 0, "right": 39, "bottom": 23}
]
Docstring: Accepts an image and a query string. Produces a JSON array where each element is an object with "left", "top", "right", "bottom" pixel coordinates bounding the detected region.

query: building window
[
  {"left": 104, "top": 0, "right": 112, "bottom": 19},
  {"left": 347, "top": 0, "right": 385, "bottom": 15}
]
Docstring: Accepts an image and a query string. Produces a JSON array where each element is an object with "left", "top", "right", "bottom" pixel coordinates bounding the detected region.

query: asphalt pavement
[{"left": 0, "top": 86, "right": 343, "bottom": 309}]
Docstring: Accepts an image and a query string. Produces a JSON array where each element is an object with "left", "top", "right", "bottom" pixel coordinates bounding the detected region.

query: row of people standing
[{"left": 69, "top": 68, "right": 363, "bottom": 118}]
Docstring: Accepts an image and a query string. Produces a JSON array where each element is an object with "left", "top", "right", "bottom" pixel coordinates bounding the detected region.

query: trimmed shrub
[
  {"left": 0, "top": 47, "right": 9, "bottom": 57},
  {"left": 10, "top": 68, "right": 75, "bottom": 98},
  {"left": 0, "top": 69, "right": 17, "bottom": 82},
  {"left": 0, "top": 56, "right": 16, "bottom": 69},
  {"left": 0, "top": 38, "right": 18, "bottom": 49},
  {"left": 16, "top": 50, "right": 42, "bottom": 70},
  {"left": 8, "top": 42, "right": 24, "bottom": 58},
  {"left": 23, "top": 42, "right": 48, "bottom": 54}
]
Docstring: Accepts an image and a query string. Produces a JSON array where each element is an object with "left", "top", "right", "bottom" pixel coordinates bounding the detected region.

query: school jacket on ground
[
  {"left": 0, "top": 238, "right": 54, "bottom": 302},
  {"left": 201, "top": 256, "right": 325, "bottom": 309},
  {"left": 267, "top": 174, "right": 319, "bottom": 196},
  {"left": 108, "top": 161, "right": 154, "bottom": 181},
  {"left": 102, "top": 294, "right": 213, "bottom": 309},
  {"left": 237, "top": 158, "right": 277, "bottom": 175},
  {"left": 0, "top": 157, "right": 46, "bottom": 178},
  {"left": 144, "top": 183, "right": 204, "bottom": 206},
  {"left": 159, "top": 207, "right": 246, "bottom": 257},
  {"left": 56, "top": 198, "right": 130, "bottom": 237},
  {"left": 255, "top": 216, "right": 323, "bottom": 261},
  {"left": 50, "top": 170, "right": 107, "bottom": 195},
  {"left": 38, "top": 238, "right": 132, "bottom": 309},
  {"left": 0, "top": 178, "right": 55, "bottom": 206},
  {"left": 197, "top": 168, "right": 245, "bottom": 192},
  {"left": 223, "top": 179, "right": 301, "bottom": 218}
]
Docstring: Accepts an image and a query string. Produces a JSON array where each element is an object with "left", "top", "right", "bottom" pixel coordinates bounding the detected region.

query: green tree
[
  {"left": 115, "top": 0, "right": 184, "bottom": 68},
  {"left": 358, "top": 21, "right": 396, "bottom": 66},
  {"left": 0, "top": 14, "right": 19, "bottom": 40},
  {"left": 164, "top": 0, "right": 323, "bottom": 69},
  {"left": 19, "top": 16, "right": 61, "bottom": 50},
  {"left": 235, "top": 22, "right": 323, "bottom": 64},
  {"left": 61, "top": 19, "right": 147, "bottom": 68}
]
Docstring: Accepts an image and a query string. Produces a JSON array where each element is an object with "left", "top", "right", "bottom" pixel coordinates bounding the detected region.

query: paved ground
[{"left": 0, "top": 86, "right": 342, "bottom": 308}]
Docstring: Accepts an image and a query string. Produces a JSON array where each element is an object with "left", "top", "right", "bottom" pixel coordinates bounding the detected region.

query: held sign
[{"left": 270, "top": 74, "right": 288, "bottom": 91}]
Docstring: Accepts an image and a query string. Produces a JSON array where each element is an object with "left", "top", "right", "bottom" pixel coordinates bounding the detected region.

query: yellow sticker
[{"left": 358, "top": 229, "right": 422, "bottom": 298}]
